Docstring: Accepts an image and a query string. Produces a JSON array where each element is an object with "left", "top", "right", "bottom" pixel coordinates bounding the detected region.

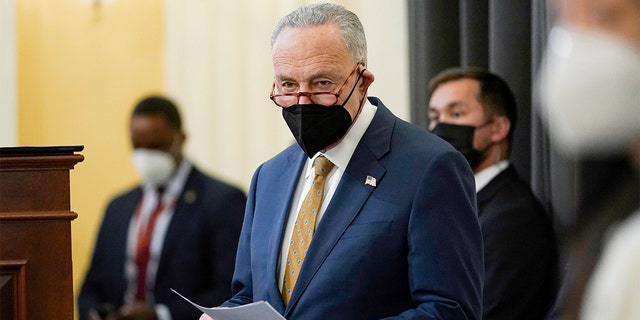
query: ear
[
  {"left": 179, "top": 131, "right": 187, "bottom": 144},
  {"left": 359, "top": 68, "right": 375, "bottom": 92},
  {"left": 174, "top": 131, "right": 187, "bottom": 152},
  {"left": 490, "top": 116, "right": 510, "bottom": 143}
]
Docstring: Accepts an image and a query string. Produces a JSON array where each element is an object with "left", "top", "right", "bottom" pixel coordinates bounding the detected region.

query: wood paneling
[{"left": 0, "top": 146, "right": 83, "bottom": 320}]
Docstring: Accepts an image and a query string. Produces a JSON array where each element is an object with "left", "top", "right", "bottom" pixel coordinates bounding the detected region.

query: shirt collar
[
  {"left": 304, "top": 100, "right": 377, "bottom": 178},
  {"left": 475, "top": 160, "right": 509, "bottom": 192}
]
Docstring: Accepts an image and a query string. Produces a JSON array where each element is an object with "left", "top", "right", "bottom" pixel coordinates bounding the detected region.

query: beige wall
[
  {"left": 1, "top": 0, "right": 16, "bottom": 146},
  {"left": 164, "top": 0, "right": 409, "bottom": 194},
  {"left": 15, "top": 0, "right": 163, "bottom": 317},
  {"left": 10, "top": 0, "right": 408, "bottom": 317}
]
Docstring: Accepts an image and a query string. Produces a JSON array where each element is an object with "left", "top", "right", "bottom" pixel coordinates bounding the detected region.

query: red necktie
[{"left": 134, "top": 188, "right": 165, "bottom": 301}]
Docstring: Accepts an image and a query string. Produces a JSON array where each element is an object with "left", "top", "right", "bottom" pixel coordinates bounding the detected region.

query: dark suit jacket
[
  {"left": 223, "top": 98, "right": 484, "bottom": 319},
  {"left": 78, "top": 166, "right": 246, "bottom": 320},
  {"left": 478, "top": 165, "right": 558, "bottom": 319}
]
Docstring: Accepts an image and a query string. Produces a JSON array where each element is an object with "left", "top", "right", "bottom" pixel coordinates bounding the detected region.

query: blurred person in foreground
[
  {"left": 428, "top": 67, "right": 558, "bottom": 320},
  {"left": 537, "top": 0, "right": 640, "bottom": 319},
  {"left": 202, "top": 3, "right": 483, "bottom": 319},
  {"left": 78, "top": 95, "right": 247, "bottom": 320}
]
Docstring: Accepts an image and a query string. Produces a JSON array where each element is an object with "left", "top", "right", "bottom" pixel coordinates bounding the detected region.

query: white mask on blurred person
[
  {"left": 537, "top": 26, "right": 640, "bottom": 158},
  {"left": 132, "top": 149, "right": 175, "bottom": 187}
]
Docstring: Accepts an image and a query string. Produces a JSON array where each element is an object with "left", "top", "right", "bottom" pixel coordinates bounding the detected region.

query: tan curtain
[{"left": 163, "top": 0, "right": 410, "bottom": 191}]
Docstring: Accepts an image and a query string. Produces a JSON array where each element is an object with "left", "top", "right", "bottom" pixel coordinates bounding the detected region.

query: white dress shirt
[
  {"left": 474, "top": 160, "right": 509, "bottom": 192},
  {"left": 124, "top": 160, "right": 192, "bottom": 320},
  {"left": 277, "top": 101, "right": 377, "bottom": 289}
]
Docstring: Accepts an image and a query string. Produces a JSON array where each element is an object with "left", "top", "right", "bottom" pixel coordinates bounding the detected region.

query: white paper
[{"left": 171, "top": 288, "right": 286, "bottom": 320}]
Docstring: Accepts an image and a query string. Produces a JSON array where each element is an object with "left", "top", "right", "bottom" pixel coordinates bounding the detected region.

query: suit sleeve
[
  {"left": 163, "top": 179, "right": 248, "bottom": 319},
  {"left": 481, "top": 192, "right": 557, "bottom": 319},
  {"left": 77, "top": 199, "right": 129, "bottom": 320},
  {"left": 207, "top": 184, "right": 248, "bottom": 304},
  {"left": 392, "top": 150, "right": 484, "bottom": 319}
]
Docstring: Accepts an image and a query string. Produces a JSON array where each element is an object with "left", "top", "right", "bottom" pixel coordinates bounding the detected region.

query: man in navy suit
[
  {"left": 201, "top": 3, "right": 483, "bottom": 319},
  {"left": 78, "top": 95, "right": 246, "bottom": 320},
  {"left": 428, "top": 68, "right": 558, "bottom": 319}
]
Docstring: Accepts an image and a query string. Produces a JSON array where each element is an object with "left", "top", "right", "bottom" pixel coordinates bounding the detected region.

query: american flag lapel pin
[{"left": 365, "top": 175, "right": 377, "bottom": 187}]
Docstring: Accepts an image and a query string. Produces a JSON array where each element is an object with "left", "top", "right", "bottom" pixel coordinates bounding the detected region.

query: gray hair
[{"left": 271, "top": 3, "right": 367, "bottom": 65}]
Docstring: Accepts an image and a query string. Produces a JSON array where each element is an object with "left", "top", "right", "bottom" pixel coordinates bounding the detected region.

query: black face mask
[
  {"left": 282, "top": 71, "right": 362, "bottom": 158},
  {"left": 282, "top": 104, "right": 353, "bottom": 158},
  {"left": 430, "top": 122, "right": 483, "bottom": 169}
]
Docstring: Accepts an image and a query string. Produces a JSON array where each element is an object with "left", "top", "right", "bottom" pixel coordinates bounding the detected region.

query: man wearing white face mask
[
  {"left": 79, "top": 95, "right": 247, "bottom": 320},
  {"left": 538, "top": 0, "right": 640, "bottom": 319},
  {"left": 539, "top": 0, "right": 640, "bottom": 159}
]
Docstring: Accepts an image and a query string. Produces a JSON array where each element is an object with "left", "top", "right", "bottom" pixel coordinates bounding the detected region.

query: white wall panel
[{"left": 0, "top": 0, "right": 16, "bottom": 146}]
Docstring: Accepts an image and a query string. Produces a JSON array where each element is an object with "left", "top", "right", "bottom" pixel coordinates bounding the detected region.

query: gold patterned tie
[{"left": 282, "top": 156, "right": 334, "bottom": 305}]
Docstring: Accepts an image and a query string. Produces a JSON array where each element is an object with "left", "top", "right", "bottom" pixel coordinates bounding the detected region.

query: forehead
[
  {"left": 272, "top": 24, "right": 352, "bottom": 79},
  {"left": 131, "top": 114, "right": 169, "bottom": 128},
  {"left": 560, "top": 0, "right": 640, "bottom": 47},
  {"left": 429, "top": 78, "right": 481, "bottom": 109},
  {"left": 130, "top": 115, "right": 175, "bottom": 141}
]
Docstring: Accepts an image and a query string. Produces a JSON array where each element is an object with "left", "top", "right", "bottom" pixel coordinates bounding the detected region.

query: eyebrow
[
  {"left": 429, "top": 100, "right": 468, "bottom": 111},
  {"left": 275, "top": 70, "right": 340, "bottom": 84}
]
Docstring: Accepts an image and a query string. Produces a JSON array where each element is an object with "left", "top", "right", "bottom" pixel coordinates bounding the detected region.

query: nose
[
  {"left": 296, "top": 83, "right": 314, "bottom": 104},
  {"left": 298, "top": 93, "right": 313, "bottom": 105}
]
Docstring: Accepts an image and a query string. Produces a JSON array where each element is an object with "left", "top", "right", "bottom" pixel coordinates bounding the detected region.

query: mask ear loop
[
  {"left": 352, "top": 67, "right": 368, "bottom": 120},
  {"left": 338, "top": 66, "right": 366, "bottom": 106}
]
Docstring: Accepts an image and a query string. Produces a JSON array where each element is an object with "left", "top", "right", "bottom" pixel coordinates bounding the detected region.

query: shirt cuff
[{"left": 155, "top": 304, "right": 172, "bottom": 320}]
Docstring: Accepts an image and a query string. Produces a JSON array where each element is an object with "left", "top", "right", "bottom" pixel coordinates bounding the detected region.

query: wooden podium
[{"left": 0, "top": 146, "right": 84, "bottom": 320}]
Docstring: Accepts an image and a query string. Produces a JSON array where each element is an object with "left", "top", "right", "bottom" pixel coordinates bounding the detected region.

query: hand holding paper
[{"left": 172, "top": 289, "right": 285, "bottom": 320}]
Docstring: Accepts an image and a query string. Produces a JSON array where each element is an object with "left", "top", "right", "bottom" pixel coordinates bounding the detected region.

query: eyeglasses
[{"left": 270, "top": 64, "right": 363, "bottom": 108}]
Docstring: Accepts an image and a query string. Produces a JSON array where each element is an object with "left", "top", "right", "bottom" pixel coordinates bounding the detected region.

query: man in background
[
  {"left": 203, "top": 3, "right": 483, "bottom": 319},
  {"left": 428, "top": 67, "right": 558, "bottom": 319},
  {"left": 78, "top": 95, "right": 246, "bottom": 320},
  {"left": 538, "top": 0, "right": 640, "bottom": 318}
]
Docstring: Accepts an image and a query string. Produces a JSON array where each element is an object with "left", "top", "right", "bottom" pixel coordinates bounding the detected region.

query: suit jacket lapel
[
  {"left": 476, "top": 165, "right": 516, "bottom": 208},
  {"left": 285, "top": 98, "right": 393, "bottom": 312},
  {"left": 156, "top": 168, "right": 201, "bottom": 276},
  {"left": 268, "top": 150, "right": 308, "bottom": 312}
]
